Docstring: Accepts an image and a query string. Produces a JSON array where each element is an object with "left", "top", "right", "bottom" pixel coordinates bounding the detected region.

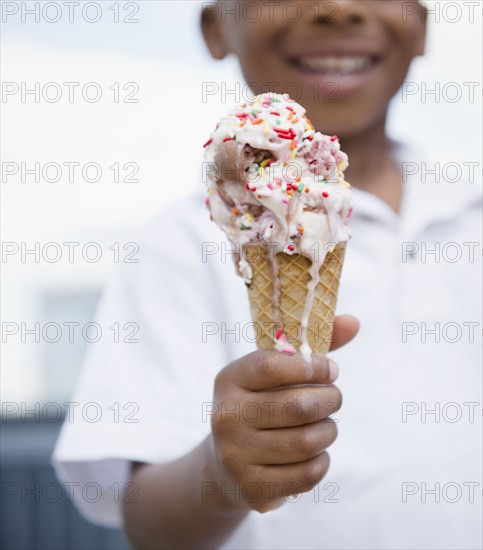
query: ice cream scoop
[{"left": 204, "top": 92, "right": 352, "bottom": 361}]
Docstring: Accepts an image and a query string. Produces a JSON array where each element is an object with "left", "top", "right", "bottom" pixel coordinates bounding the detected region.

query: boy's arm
[
  {"left": 123, "top": 316, "right": 359, "bottom": 550},
  {"left": 123, "top": 436, "right": 248, "bottom": 550}
]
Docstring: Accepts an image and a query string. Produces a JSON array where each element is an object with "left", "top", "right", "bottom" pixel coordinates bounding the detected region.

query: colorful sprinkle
[
  {"left": 203, "top": 137, "right": 213, "bottom": 148},
  {"left": 322, "top": 192, "right": 330, "bottom": 198}
]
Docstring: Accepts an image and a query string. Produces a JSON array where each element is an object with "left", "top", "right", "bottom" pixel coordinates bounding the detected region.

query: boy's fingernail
[{"left": 328, "top": 360, "right": 339, "bottom": 383}]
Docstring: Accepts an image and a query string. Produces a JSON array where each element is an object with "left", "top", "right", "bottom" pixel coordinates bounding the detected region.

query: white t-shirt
[{"left": 53, "top": 145, "right": 482, "bottom": 549}]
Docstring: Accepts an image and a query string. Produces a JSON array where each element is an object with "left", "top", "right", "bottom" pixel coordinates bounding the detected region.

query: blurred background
[{"left": 1, "top": 1, "right": 481, "bottom": 549}]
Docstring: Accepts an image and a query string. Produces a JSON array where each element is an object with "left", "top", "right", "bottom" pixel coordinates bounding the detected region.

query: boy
[{"left": 54, "top": 2, "right": 482, "bottom": 548}]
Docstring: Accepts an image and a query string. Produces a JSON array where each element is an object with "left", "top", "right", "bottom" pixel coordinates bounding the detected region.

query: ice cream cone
[
  {"left": 203, "top": 93, "right": 352, "bottom": 360},
  {"left": 245, "top": 242, "right": 346, "bottom": 355}
]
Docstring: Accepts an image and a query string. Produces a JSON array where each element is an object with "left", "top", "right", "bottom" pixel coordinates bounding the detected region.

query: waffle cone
[{"left": 244, "top": 242, "right": 346, "bottom": 355}]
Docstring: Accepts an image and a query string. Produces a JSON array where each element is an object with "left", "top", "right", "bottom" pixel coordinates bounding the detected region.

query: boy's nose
[{"left": 312, "top": 0, "right": 366, "bottom": 27}]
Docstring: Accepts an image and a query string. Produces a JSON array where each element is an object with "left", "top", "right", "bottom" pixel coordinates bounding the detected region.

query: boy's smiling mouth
[
  {"left": 286, "top": 45, "right": 384, "bottom": 95},
  {"left": 290, "top": 55, "right": 380, "bottom": 75}
]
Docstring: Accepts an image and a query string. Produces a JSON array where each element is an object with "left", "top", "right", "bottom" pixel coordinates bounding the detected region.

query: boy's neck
[{"left": 342, "top": 119, "right": 403, "bottom": 213}]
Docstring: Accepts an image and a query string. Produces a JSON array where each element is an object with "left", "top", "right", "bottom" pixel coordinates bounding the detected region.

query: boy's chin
[{"left": 305, "top": 104, "right": 386, "bottom": 140}]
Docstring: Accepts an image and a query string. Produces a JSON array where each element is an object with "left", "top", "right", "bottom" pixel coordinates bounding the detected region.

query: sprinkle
[
  {"left": 291, "top": 117, "right": 298, "bottom": 123},
  {"left": 295, "top": 177, "right": 301, "bottom": 182},
  {"left": 223, "top": 136, "right": 235, "bottom": 142},
  {"left": 286, "top": 106, "right": 295, "bottom": 112},
  {"left": 251, "top": 186, "right": 257, "bottom": 192},
  {"left": 290, "top": 139, "right": 296, "bottom": 150},
  {"left": 322, "top": 191, "right": 330, "bottom": 198},
  {"left": 270, "top": 111, "right": 281, "bottom": 116},
  {"left": 298, "top": 226, "right": 304, "bottom": 235},
  {"left": 205, "top": 197, "right": 210, "bottom": 206},
  {"left": 281, "top": 198, "right": 289, "bottom": 204},
  {"left": 251, "top": 110, "right": 258, "bottom": 117},
  {"left": 275, "top": 178, "right": 282, "bottom": 186},
  {"left": 330, "top": 135, "right": 339, "bottom": 142},
  {"left": 348, "top": 207, "right": 353, "bottom": 218},
  {"left": 257, "top": 195, "right": 263, "bottom": 199},
  {"left": 275, "top": 119, "right": 281, "bottom": 125},
  {"left": 245, "top": 182, "right": 250, "bottom": 190},
  {"left": 240, "top": 120, "right": 246, "bottom": 127},
  {"left": 274, "top": 127, "right": 296, "bottom": 140},
  {"left": 232, "top": 208, "right": 240, "bottom": 215},
  {"left": 304, "top": 187, "right": 310, "bottom": 193},
  {"left": 260, "top": 158, "right": 271, "bottom": 168},
  {"left": 287, "top": 244, "right": 295, "bottom": 252},
  {"left": 275, "top": 327, "right": 284, "bottom": 340},
  {"left": 290, "top": 149, "right": 295, "bottom": 161},
  {"left": 287, "top": 190, "right": 292, "bottom": 197},
  {"left": 297, "top": 184, "right": 304, "bottom": 193},
  {"left": 291, "top": 183, "right": 299, "bottom": 191},
  {"left": 203, "top": 137, "right": 213, "bottom": 148},
  {"left": 287, "top": 111, "right": 294, "bottom": 121},
  {"left": 267, "top": 183, "right": 274, "bottom": 190},
  {"left": 328, "top": 245, "right": 335, "bottom": 254},
  {"left": 263, "top": 122, "right": 271, "bottom": 135},
  {"left": 252, "top": 118, "right": 264, "bottom": 125}
]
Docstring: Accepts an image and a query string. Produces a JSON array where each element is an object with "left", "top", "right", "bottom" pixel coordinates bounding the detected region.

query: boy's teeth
[{"left": 298, "top": 56, "right": 373, "bottom": 74}]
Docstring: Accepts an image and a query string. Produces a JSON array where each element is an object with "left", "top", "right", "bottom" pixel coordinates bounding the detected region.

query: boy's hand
[{"left": 208, "top": 315, "right": 359, "bottom": 513}]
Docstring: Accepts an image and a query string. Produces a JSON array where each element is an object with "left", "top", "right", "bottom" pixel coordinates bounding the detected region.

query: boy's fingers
[
  {"left": 254, "top": 385, "right": 342, "bottom": 429},
  {"left": 253, "top": 419, "right": 337, "bottom": 465},
  {"left": 230, "top": 350, "right": 337, "bottom": 391},
  {"left": 329, "top": 315, "right": 360, "bottom": 351}
]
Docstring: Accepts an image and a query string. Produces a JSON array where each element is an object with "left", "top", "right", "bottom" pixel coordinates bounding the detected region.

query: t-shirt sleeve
[{"left": 52, "top": 201, "right": 234, "bottom": 527}]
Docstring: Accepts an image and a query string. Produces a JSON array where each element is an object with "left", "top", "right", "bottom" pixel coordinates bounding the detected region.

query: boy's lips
[
  {"left": 286, "top": 46, "right": 383, "bottom": 96},
  {"left": 292, "top": 55, "right": 378, "bottom": 74}
]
